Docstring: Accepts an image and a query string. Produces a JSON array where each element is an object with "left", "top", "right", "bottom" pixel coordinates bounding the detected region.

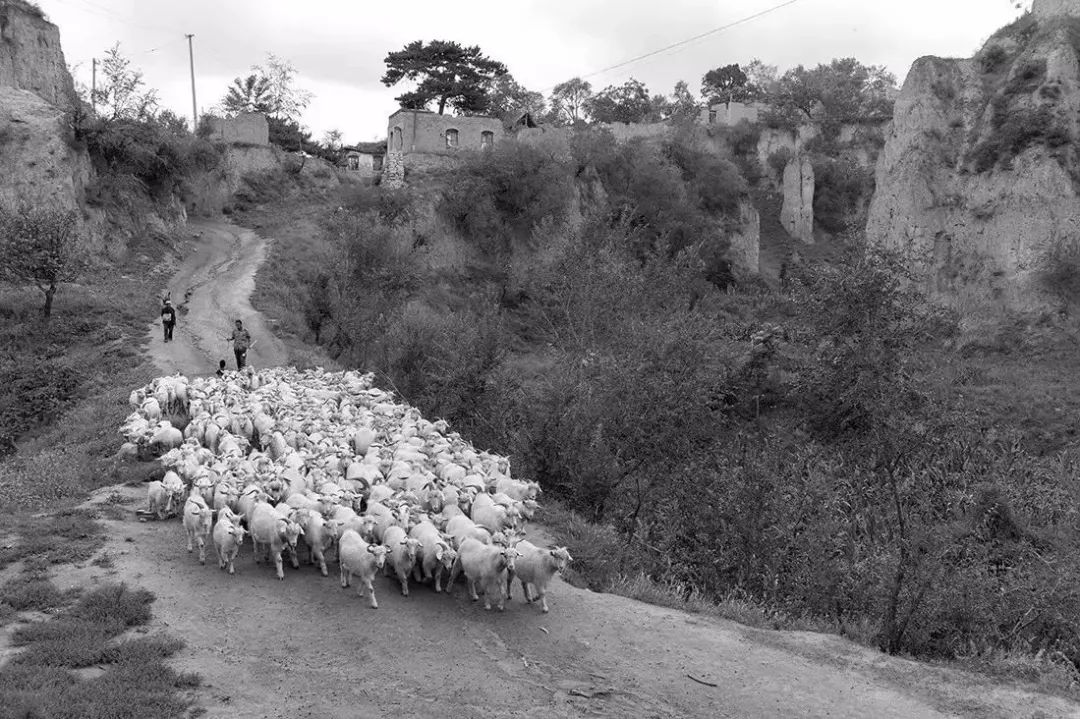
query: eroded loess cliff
[{"left": 867, "top": 9, "right": 1080, "bottom": 314}]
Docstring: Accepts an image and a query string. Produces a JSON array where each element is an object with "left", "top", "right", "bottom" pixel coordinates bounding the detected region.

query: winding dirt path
[
  {"left": 146, "top": 220, "right": 287, "bottom": 377},
  {"left": 99, "top": 217, "right": 1080, "bottom": 718}
]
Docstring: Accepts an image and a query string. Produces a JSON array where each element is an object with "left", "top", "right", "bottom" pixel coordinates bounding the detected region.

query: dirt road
[
  {"left": 108, "top": 218, "right": 1080, "bottom": 718},
  {"left": 146, "top": 220, "right": 287, "bottom": 377}
]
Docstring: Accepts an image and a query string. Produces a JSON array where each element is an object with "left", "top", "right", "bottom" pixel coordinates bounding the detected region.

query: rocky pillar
[
  {"left": 382, "top": 151, "right": 405, "bottom": 189},
  {"left": 727, "top": 200, "right": 761, "bottom": 275},
  {"left": 780, "top": 156, "right": 815, "bottom": 244}
]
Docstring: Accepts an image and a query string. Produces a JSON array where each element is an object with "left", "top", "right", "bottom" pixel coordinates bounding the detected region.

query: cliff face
[
  {"left": 0, "top": 1, "right": 76, "bottom": 108},
  {"left": 866, "top": 12, "right": 1080, "bottom": 313}
]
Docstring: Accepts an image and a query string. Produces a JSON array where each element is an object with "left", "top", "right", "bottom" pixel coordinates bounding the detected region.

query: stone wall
[
  {"left": 728, "top": 200, "right": 761, "bottom": 275},
  {"left": 700, "top": 101, "right": 763, "bottom": 126},
  {"left": 382, "top": 151, "right": 405, "bottom": 188},
  {"left": 0, "top": 2, "right": 77, "bottom": 108},
  {"left": 208, "top": 112, "right": 269, "bottom": 145}
]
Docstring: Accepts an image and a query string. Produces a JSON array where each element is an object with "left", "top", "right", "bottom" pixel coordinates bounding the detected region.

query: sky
[{"left": 36, "top": 0, "right": 1028, "bottom": 144}]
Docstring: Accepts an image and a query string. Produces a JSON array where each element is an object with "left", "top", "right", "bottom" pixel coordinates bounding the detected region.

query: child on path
[{"left": 216, "top": 359, "right": 227, "bottom": 378}]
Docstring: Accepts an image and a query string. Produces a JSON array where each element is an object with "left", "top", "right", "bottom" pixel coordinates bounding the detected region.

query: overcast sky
[{"left": 38, "top": 0, "right": 1026, "bottom": 144}]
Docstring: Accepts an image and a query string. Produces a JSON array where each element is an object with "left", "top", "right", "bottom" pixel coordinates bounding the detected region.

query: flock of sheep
[{"left": 118, "top": 368, "right": 572, "bottom": 612}]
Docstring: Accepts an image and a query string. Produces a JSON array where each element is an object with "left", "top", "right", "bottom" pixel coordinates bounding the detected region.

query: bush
[
  {"left": 970, "top": 106, "right": 1070, "bottom": 173},
  {"left": 439, "top": 140, "right": 574, "bottom": 256},
  {"left": 767, "top": 147, "right": 793, "bottom": 178},
  {"left": 341, "top": 184, "right": 416, "bottom": 225},
  {"left": 812, "top": 157, "right": 874, "bottom": 233}
]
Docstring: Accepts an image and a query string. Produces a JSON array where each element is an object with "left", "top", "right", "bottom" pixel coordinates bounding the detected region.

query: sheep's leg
[
  {"left": 273, "top": 549, "right": 284, "bottom": 580},
  {"left": 289, "top": 546, "right": 300, "bottom": 570},
  {"left": 252, "top": 539, "right": 260, "bottom": 563},
  {"left": 434, "top": 568, "right": 443, "bottom": 593},
  {"left": 186, "top": 529, "right": 194, "bottom": 553},
  {"left": 365, "top": 578, "right": 377, "bottom": 608},
  {"left": 413, "top": 564, "right": 424, "bottom": 583},
  {"left": 521, "top": 579, "right": 533, "bottom": 603},
  {"left": 340, "top": 564, "right": 349, "bottom": 588},
  {"left": 216, "top": 544, "right": 226, "bottom": 570},
  {"left": 447, "top": 559, "right": 461, "bottom": 591},
  {"left": 227, "top": 552, "right": 236, "bottom": 575},
  {"left": 468, "top": 578, "right": 479, "bottom": 602},
  {"left": 537, "top": 585, "right": 549, "bottom": 613},
  {"left": 398, "top": 568, "right": 409, "bottom": 596},
  {"left": 197, "top": 536, "right": 206, "bottom": 565},
  {"left": 315, "top": 549, "right": 328, "bottom": 577}
]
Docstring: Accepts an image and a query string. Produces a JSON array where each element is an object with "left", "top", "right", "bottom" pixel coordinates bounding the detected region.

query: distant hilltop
[{"left": 1033, "top": 0, "right": 1080, "bottom": 19}]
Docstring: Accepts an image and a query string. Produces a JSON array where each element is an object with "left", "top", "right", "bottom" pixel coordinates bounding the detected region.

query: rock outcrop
[
  {"left": 780, "top": 156, "right": 815, "bottom": 243},
  {"left": 728, "top": 200, "right": 761, "bottom": 275},
  {"left": 0, "top": 87, "right": 90, "bottom": 213},
  {"left": 0, "top": 1, "right": 77, "bottom": 108},
  {"left": 866, "top": 9, "right": 1080, "bottom": 313}
]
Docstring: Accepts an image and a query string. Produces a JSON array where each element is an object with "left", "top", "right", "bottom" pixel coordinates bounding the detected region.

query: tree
[
  {"left": 549, "top": 77, "right": 593, "bottom": 125},
  {"left": 666, "top": 81, "right": 700, "bottom": 123},
  {"left": 486, "top": 74, "right": 545, "bottom": 121},
  {"left": 267, "top": 116, "right": 311, "bottom": 152},
  {"left": 221, "top": 74, "right": 274, "bottom": 115},
  {"left": 322, "top": 129, "right": 343, "bottom": 152},
  {"left": 701, "top": 64, "right": 751, "bottom": 106},
  {"left": 0, "top": 205, "right": 82, "bottom": 319},
  {"left": 381, "top": 40, "right": 508, "bottom": 115},
  {"left": 92, "top": 44, "right": 158, "bottom": 121},
  {"left": 743, "top": 58, "right": 778, "bottom": 100},
  {"left": 586, "top": 78, "right": 655, "bottom": 124},
  {"left": 250, "top": 54, "right": 313, "bottom": 122},
  {"left": 772, "top": 58, "right": 897, "bottom": 123}
]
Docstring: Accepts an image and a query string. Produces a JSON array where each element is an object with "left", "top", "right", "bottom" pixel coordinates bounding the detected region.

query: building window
[
  {"left": 708, "top": 109, "right": 717, "bottom": 124},
  {"left": 347, "top": 155, "right": 360, "bottom": 171},
  {"left": 481, "top": 130, "right": 494, "bottom": 149},
  {"left": 445, "top": 128, "right": 459, "bottom": 148},
  {"left": 391, "top": 126, "right": 402, "bottom": 151},
  {"left": 372, "top": 155, "right": 383, "bottom": 172}
]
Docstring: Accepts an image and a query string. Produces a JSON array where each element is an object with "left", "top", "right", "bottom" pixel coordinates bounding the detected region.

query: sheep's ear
[
  {"left": 400, "top": 540, "right": 409, "bottom": 545},
  {"left": 435, "top": 546, "right": 443, "bottom": 560},
  {"left": 366, "top": 544, "right": 376, "bottom": 553}
]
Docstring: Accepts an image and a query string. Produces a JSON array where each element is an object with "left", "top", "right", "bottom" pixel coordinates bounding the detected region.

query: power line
[{"left": 543, "top": 0, "right": 806, "bottom": 91}]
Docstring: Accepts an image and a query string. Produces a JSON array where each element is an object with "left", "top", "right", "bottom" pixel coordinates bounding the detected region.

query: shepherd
[
  {"left": 225, "top": 319, "right": 254, "bottom": 370},
  {"left": 161, "top": 298, "right": 177, "bottom": 343}
]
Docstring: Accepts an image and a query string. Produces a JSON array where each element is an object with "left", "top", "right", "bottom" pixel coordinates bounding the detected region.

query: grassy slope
[{"left": 0, "top": 227, "right": 197, "bottom": 717}]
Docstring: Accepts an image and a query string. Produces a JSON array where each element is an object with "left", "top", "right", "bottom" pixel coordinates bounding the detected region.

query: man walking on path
[
  {"left": 161, "top": 299, "right": 177, "bottom": 342},
  {"left": 226, "top": 319, "right": 252, "bottom": 370}
]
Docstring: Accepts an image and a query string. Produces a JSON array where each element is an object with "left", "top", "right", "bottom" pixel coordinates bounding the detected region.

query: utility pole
[
  {"left": 185, "top": 34, "right": 197, "bottom": 133},
  {"left": 91, "top": 57, "right": 97, "bottom": 113}
]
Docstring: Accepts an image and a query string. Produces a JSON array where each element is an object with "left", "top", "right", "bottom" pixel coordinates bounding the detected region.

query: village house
[{"left": 342, "top": 141, "right": 385, "bottom": 176}]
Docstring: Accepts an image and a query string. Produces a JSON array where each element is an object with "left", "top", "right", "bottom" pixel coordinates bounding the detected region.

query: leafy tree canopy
[
  {"left": 548, "top": 77, "right": 593, "bottom": 125},
  {"left": 0, "top": 205, "right": 83, "bottom": 319},
  {"left": 701, "top": 64, "right": 751, "bottom": 106},
  {"left": 222, "top": 74, "right": 274, "bottom": 116},
  {"left": 486, "top": 74, "right": 545, "bottom": 121},
  {"left": 250, "top": 54, "right": 313, "bottom": 122},
  {"left": 772, "top": 58, "right": 897, "bottom": 122},
  {"left": 587, "top": 78, "right": 657, "bottom": 124},
  {"left": 91, "top": 44, "right": 158, "bottom": 122},
  {"left": 382, "top": 40, "right": 508, "bottom": 115}
]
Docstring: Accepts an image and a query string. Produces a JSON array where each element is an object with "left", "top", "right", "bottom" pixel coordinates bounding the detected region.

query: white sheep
[
  {"left": 448, "top": 537, "right": 518, "bottom": 611},
  {"left": 213, "top": 513, "right": 247, "bottom": 574},
  {"left": 445, "top": 514, "right": 491, "bottom": 548},
  {"left": 338, "top": 529, "right": 390, "bottom": 608},
  {"left": 298, "top": 508, "right": 338, "bottom": 576},
  {"left": 409, "top": 520, "right": 456, "bottom": 592},
  {"left": 507, "top": 541, "right": 572, "bottom": 613},
  {"left": 249, "top": 501, "right": 304, "bottom": 580},
  {"left": 382, "top": 525, "right": 422, "bottom": 597},
  {"left": 182, "top": 495, "right": 214, "bottom": 564}
]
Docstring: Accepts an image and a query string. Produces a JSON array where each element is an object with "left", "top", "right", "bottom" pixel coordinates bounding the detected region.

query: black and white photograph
[{"left": 1, "top": 0, "right": 1079, "bottom": 716}]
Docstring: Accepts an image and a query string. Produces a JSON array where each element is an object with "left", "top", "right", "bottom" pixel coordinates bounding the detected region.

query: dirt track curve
[{"left": 97, "top": 222, "right": 1080, "bottom": 719}]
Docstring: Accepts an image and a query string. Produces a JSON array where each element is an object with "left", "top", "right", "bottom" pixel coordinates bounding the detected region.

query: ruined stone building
[{"left": 382, "top": 109, "right": 504, "bottom": 186}]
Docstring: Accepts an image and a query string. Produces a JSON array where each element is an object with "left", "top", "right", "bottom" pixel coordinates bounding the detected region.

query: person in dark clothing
[
  {"left": 216, "top": 359, "right": 227, "bottom": 378},
  {"left": 226, "top": 319, "right": 252, "bottom": 370},
  {"left": 161, "top": 299, "right": 177, "bottom": 342}
]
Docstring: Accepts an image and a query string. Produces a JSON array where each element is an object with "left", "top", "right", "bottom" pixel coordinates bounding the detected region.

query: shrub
[
  {"left": 970, "top": 106, "right": 1070, "bottom": 172},
  {"left": 341, "top": 185, "right": 416, "bottom": 224},
  {"left": 439, "top": 140, "right": 573, "bottom": 256},
  {"left": 980, "top": 44, "right": 1010, "bottom": 75},
  {"left": 811, "top": 157, "right": 874, "bottom": 233},
  {"left": 767, "top": 147, "right": 793, "bottom": 178}
]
